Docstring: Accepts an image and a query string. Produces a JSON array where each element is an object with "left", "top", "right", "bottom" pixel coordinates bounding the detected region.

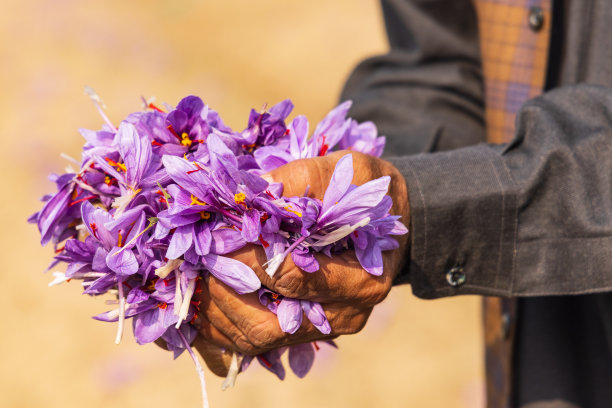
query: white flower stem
[
  {"left": 173, "top": 270, "right": 183, "bottom": 317},
  {"left": 178, "top": 329, "right": 209, "bottom": 408},
  {"left": 115, "top": 281, "right": 126, "bottom": 345},
  {"left": 176, "top": 278, "right": 196, "bottom": 329}
]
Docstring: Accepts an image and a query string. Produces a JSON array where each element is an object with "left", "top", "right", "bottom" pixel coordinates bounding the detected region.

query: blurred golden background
[{"left": 0, "top": 0, "right": 483, "bottom": 407}]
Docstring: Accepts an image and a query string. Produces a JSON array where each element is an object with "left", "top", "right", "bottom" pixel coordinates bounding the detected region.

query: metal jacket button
[
  {"left": 528, "top": 6, "right": 544, "bottom": 32},
  {"left": 446, "top": 267, "right": 466, "bottom": 287}
]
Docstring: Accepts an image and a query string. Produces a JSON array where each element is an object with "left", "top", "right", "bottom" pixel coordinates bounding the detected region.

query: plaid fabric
[
  {"left": 474, "top": 0, "right": 552, "bottom": 144},
  {"left": 472, "top": 1, "right": 552, "bottom": 406}
]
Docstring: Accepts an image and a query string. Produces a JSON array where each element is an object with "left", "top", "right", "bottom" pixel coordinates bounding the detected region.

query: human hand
[{"left": 192, "top": 150, "right": 409, "bottom": 360}]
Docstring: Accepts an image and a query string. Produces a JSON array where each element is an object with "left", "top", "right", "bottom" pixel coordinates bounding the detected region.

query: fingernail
[{"left": 261, "top": 173, "right": 275, "bottom": 184}]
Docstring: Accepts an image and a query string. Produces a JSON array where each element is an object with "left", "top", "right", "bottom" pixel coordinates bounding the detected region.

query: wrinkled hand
[{"left": 192, "top": 150, "right": 409, "bottom": 371}]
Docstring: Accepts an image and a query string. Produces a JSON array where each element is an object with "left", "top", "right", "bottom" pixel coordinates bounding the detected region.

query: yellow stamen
[
  {"left": 180, "top": 132, "right": 192, "bottom": 147},
  {"left": 105, "top": 158, "right": 127, "bottom": 172},
  {"left": 234, "top": 192, "right": 246, "bottom": 204},
  {"left": 190, "top": 194, "right": 207, "bottom": 206},
  {"left": 200, "top": 211, "right": 211, "bottom": 220},
  {"left": 117, "top": 231, "right": 123, "bottom": 247},
  {"left": 284, "top": 205, "right": 302, "bottom": 217},
  {"left": 105, "top": 176, "right": 111, "bottom": 185}
]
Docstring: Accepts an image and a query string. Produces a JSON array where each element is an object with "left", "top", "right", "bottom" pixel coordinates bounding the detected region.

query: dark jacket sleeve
[
  {"left": 392, "top": 85, "right": 612, "bottom": 299},
  {"left": 342, "top": 1, "right": 612, "bottom": 299}
]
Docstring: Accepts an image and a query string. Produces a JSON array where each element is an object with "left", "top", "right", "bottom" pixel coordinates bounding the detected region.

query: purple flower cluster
[{"left": 31, "top": 95, "right": 407, "bottom": 400}]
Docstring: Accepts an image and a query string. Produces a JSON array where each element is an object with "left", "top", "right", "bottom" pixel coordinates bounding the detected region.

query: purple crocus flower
[
  {"left": 34, "top": 94, "right": 408, "bottom": 403},
  {"left": 240, "top": 99, "right": 293, "bottom": 149}
]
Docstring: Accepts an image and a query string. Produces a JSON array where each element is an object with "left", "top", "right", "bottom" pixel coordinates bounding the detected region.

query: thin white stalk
[
  {"left": 178, "top": 329, "right": 209, "bottom": 408},
  {"left": 173, "top": 270, "right": 183, "bottom": 317},
  {"left": 221, "top": 352, "right": 242, "bottom": 391},
  {"left": 176, "top": 278, "right": 196, "bottom": 329},
  {"left": 115, "top": 282, "right": 126, "bottom": 345}
]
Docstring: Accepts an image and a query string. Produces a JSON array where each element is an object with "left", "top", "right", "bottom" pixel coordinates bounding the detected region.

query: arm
[{"left": 397, "top": 84, "right": 612, "bottom": 299}]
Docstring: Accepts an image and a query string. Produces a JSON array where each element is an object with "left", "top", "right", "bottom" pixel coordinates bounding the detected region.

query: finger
[
  {"left": 207, "top": 276, "right": 374, "bottom": 344},
  {"left": 229, "top": 244, "right": 393, "bottom": 306},
  {"left": 264, "top": 156, "right": 332, "bottom": 199},
  {"left": 206, "top": 276, "right": 294, "bottom": 352},
  {"left": 197, "top": 280, "right": 260, "bottom": 354},
  {"left": 192, "top": 311, "right": 238, "bottom": 352},
  {"left": 191, "top": 335, "right": 234, "bottom": 377}
]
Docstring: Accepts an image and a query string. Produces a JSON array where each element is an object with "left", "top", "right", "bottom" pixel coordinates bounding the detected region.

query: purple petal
[
  {"left": 38, "top": 180, "right": 74, "bottom": 246},
  {"left": 81, "top": 201, "right": 115, "bottom": 248},
  {"left": 207, "top": 133, "right": 238, "bottom": 175},
  {"left": 193, "top": 222, "right": 212, "bottom": 256},
  {"left": 162, "top": 155, "right": 212, "bottom": 201},
  {"left": 167, "top": 108, "right": 188, "bottom": 133},
  {"left": 176, "top": 95, "right": 205, "bottom": 121},
  {"left": 269, "top": 99, "right": 293, "bottom": 119},
  {"left": 106, "top": 246, "right": 139, "bottom": 276},
  {"left": 166, "top": 224, "right": 194, "bottom": 259},
  {"left": 302, "top": 301, "right": 331, "bottom": 334},
  {"left": 277, "top": 298, "right": 303, "bottom": 334},
  {"left": 257, "top": 348, "right": 286, "bottom": 380},
  {"left": 116, "top": 122, "right": 152, "bottom": 188},
  {"left": 210, "top": 227, "right": 246, "bottom": 254},
  {"left": 288, "top": 343, "right": 315, "bottom": 378},
  {"left": 92, "top": 247, "right": 110, "bottom": 272},
  {"left": 318, "top": 176, "right": 390, "bottom": 227},
  {"left": 355, "top": 236, "right": 383, "bottom": 276},
  {"left": 127, "top": 287, "right": 150, "bottom": 303},
  {"left": 132, "top": 304, "right": 178, "bottom": 345},
  {"left": 321, "top": 154, "right": 353, "bottom": 214},
  {"left": 241, "top": 209, "right": 261, "bottom": 243},
  {"left": 254, "top": 146, "right": 293, "bottom": 172},
  {"left": 201, "top": 254, "right": 260, "bottom": 294},
  {"left": 291, "top": 247, "right": 319, "bottom": 273},
  {"left": 288, "top": 115, "right": 309, "bottom": 157}
]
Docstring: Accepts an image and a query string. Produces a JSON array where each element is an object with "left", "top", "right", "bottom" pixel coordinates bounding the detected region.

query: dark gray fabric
[
  {"left": 514, "top": 295, "right": 612, "bottom": 408},
  {"left": 341, "top": 0, "right": 612, "bottom": 299},
  {"left": 340, "top": 1, "right": 612, "bottom": 407},
  {"left": 388, "top": 86, "right": 612, "bottom": 299}
]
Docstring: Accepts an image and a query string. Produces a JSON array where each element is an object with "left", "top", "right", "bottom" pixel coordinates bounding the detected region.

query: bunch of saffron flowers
[{"left": 30, "top": 93, "right": 407, "bottom": 407}]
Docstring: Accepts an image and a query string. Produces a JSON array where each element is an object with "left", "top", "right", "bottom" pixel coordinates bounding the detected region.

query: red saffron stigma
[
  {"left": 258, "top": 235, "right": 270, "bottom": 248},
  {"left": 167, "top": 124, "right": 180, "bottom": 139},
  {"left": 319, "top": 144, "right": 329, "bottom": 156},
  {"left": 194, "top": 280, "right": 203, "bottom": 295},
  {"left": 89, "top": 222, "right": 99, "bottom": 239},
  {"left": 69, "top": 195, "right": 97, "bottom": 207},
  {"left": 259, "top": 355, "right": 272, "bottom": 368},
  {"left": 284, "top": 129, "right": 291, "bottom": 136},
  {"left": 190, "top": 312, "right": 199, "bottom": 324},
  {"left": 313, "top": 342, "right": 320, "bottom": 351},
  {"left": 157, "top": 302, "right": 168, "bottom": 310},
  {"left": 186, "top": 163, "right": 204, "bottom": 174},
  {"left": 318, "top": 135, "right": 329, "bottom": 156},
  {"left": 151, "top": 140, "right": 163, "bottom": 147},
  {"left": 148, "top": 102, "right": 165, "bottom": 113}
]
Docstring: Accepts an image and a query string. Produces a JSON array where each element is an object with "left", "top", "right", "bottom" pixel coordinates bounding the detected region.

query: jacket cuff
[{"left": 387, "top": 144, "right": 518, "bottom": 299}]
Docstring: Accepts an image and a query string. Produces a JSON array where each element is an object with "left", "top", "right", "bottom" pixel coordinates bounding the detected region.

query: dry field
[{"left": 0, "top": 1, "right": 483, "bottom": 407}]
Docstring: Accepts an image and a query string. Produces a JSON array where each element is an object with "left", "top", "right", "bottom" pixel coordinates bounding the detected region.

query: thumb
[{"left": 262, "top": 158, "right": 329, "bottom": 199}]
